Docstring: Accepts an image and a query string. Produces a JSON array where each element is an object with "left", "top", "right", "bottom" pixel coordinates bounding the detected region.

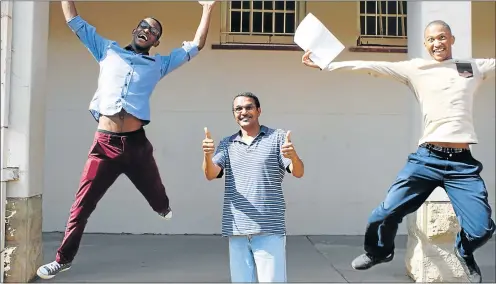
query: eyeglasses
[
  {"left": 233, "top": 105, "right": 256, "bottom": 113},
  {"left": 138, "top": 20, "right": 161, "bottom": 37}
]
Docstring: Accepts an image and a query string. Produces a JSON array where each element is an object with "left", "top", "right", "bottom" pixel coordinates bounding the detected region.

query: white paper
[{"left": 294, "top": 13, "right": 345, "bottom": 70}]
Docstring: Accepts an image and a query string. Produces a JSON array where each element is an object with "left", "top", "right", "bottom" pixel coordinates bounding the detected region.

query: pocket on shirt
[{"left": 455, "top": 62, "right": 474, "bottom": 78}]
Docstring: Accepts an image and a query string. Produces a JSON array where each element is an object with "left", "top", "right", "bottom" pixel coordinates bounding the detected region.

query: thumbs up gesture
[
  {"left": 202, "top": 127, "right": 215, "bottom": 156},
  {"left": 281, "top": 130, "right": 297, "bottom": 159}
]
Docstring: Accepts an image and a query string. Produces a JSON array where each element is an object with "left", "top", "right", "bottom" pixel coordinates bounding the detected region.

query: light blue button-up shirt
[{"left": 67, "top": 15, "right": 199, "bottom": 125}]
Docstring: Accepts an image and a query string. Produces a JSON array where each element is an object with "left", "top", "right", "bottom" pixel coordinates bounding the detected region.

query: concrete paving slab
[
  {"left": 286, "top": 236, "right": 346, "bottom": 282},
  {"left": 35, "top": 233, "right": 495, "bottom": 283},
  {"left": 37, "top": 233, "right": 345, "bottom": 283},
  {"left": 309, "top": 235, "right": 496, "bottom": 283},
  {"left": 309, "top": 235, "right": 413, "bottom": 283},
  {"left": 38, "top": 233, "right": 232, "bottom": 282}
]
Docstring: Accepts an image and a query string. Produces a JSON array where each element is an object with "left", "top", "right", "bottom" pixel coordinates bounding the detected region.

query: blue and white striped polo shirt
[{"left": 212, "top": 125, "right": 292, "bottom": 237}]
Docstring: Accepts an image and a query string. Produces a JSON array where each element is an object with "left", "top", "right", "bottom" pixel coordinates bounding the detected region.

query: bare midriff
[
  {"left": 97, "top": 109, "right": 143, "bottom": 133},
  {"left": 427, "top": 142, "right": 470, "bottom": 149}
]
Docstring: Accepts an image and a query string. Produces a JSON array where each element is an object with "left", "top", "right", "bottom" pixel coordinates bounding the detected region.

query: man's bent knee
[
  {"left": 367, "top": 204, "right": 406, "bottom": 225},
  {"left": 473, "top": 220, "right": 496, "bottom": 242}
]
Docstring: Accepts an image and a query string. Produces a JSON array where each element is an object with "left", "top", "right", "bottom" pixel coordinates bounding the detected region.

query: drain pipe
[{"left": 1, "top": 1, "right": 14, "bottom": 282}]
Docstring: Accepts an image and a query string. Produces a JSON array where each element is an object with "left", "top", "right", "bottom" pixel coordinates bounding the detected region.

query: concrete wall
[{"left": 42, "top": 2, "right": 495, "bottom": 235}]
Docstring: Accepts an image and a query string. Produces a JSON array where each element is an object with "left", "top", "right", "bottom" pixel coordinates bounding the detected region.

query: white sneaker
[
  {"left": 37, "top": 261, "right": 72, "bottom": 279},
  {"left": 159, "top": 207, "right": 172, "bottom": 220}
]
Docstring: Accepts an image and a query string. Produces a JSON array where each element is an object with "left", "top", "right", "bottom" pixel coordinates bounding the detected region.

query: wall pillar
[
  {"left": 405, "top": 1, "right": 472, "bottom": 282},
  {"left": 1, "top": 1, "right": 49, "bottom": 282}
]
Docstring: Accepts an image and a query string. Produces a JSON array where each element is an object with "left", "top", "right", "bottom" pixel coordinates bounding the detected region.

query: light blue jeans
[{"left": 228, "top": 234, "right": 287, "bottom": 283}]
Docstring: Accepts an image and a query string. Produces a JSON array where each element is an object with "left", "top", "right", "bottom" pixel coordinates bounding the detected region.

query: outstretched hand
[{"left": 302, "top": 50, "right": 320, "bottom": 69}]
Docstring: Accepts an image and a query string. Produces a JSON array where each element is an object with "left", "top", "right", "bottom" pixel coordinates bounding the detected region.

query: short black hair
[
  {"left": 425, "top": 20, "right": 452, "bottom": 34},
  {"left": 233, "top": 92, "right": 261, "bottom": 109}
]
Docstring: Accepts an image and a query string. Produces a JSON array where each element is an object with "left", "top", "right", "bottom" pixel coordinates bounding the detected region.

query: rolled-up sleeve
[
  {"left": 67, "top": 15, "right": 111, "bottom": 62},
  {"left": 160, "top": 41, "right": 199, "bottom": 78},
  {"left": 212, "top": 138, "right": 229, "bottom": 170}
]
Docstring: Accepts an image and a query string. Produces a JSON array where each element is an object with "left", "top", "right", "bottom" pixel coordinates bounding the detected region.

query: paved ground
[{"left": 36, "top": 233, "right": 495, "bottom": 283}]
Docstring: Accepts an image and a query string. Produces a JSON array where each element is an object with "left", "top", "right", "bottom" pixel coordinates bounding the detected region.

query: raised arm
[
  {"left": 475, "top": 58, "right": 495, "bottom": 80},
  {"left": 193, "top": 1, "right": 216, "bottom": 51},
  {"left": 61, "top": 1, "right": 111, "bottom": 62},
  {"left": 61, "top": 1, "right": 78, "bottom": 21},
  {"left": 159, "top": 1, "right": 216, "bottom": 78},
  {"left": 301, "top": 50, "right": 412, "bottom": 85}
]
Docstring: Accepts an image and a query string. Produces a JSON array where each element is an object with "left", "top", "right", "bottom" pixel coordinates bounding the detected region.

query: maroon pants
[{"left": 55, "top": 128, "right": 170, "bottom": 264}]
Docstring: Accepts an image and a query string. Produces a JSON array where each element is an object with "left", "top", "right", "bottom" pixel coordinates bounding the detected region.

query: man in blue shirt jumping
[{"left": 37, "top": 0, "right": 216, "bottom": 279}]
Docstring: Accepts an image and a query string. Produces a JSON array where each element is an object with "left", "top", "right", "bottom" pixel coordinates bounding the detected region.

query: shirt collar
[
  {"left": 231, "top": 125, "right": 267, "bottom": 142},
  {"left": 124, "top": 44, "right": 150, "bottom": 56}
]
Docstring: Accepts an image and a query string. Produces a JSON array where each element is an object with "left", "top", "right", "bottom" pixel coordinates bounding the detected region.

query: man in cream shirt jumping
[{"left": 302, "top": 20, "right": 495, "bottom": 283}]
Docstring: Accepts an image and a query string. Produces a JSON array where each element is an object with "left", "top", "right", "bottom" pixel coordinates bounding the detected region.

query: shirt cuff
[
  {"left": 67, "top": 15, "right": 85, "bottom": 33},
  {"left": 212, "top": 159, "right": 223, "bottom": 169},
  {"left": 182, "top": 41, "right": 199, "bottom": 60}
]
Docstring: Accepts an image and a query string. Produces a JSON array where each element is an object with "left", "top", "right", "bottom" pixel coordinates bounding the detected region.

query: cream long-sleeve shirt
[{"left": 323, "top": 58, "right": 495, "bottom": 145}]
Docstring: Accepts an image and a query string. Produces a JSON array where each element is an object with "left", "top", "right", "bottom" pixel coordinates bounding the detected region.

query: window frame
[
  {"left": 218, "top": 1, "right": 307, "bottom": 46},
  {"left": 356, "top": 1, "right": 408, "bottom": 48}
]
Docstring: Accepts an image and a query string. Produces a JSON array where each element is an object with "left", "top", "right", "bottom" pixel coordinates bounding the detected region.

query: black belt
[
  {"left": 97, "top": 127, "right": 144, "bottom": 137},
  {"left": 420, "top": 143, "right": 469, "bottom": 154}
]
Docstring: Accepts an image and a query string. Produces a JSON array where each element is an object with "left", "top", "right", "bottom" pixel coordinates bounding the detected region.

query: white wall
[{"left": 42, "top": 2, "right": 495, "bottom": 235}]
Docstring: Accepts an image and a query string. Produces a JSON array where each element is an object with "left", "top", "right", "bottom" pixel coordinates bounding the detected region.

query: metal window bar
[
  {"left": 360, "top": 0, "right": 407, "bottom": 38},
  {"left": 228, "top": 0, "right": 297, "bottom": 36},
  {"left": 399, "top": 0, "right": 406, "bottom": 36}
]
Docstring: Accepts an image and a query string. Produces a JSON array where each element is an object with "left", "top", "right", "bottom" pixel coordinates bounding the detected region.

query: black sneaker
[
  {"left": 351, "top": 252, "right": 394, "bottom": 270},
  {"left": 454, "top": 248, "right": 482, "bottom": 283},
  {"left": 36, "top": 261, "right": 72, "bottom": 279}
]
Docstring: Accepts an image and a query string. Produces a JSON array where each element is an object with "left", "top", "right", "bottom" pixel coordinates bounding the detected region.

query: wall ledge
[
  {"left": 349, "top": 46, "right": 407, "bottom": 53},
  {"left": 211, "top": 43, "right": 302, "bottom": 51}
]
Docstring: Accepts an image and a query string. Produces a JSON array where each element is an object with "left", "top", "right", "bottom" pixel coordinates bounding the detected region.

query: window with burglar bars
[
  {"left": 358, "top": 0, "right": 408, "bottom": 47},
  {"left": 219, "top": 1, "right": 306, "bottom": 45}
]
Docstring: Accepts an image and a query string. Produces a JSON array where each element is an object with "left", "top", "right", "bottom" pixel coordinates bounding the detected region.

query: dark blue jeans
[{"left": 364, "top": 145, "right": 495, "bottom": 258}]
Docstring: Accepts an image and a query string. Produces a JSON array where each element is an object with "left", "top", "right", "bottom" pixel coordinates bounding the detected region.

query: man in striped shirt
[{"left": 202, "top": 92, "right": 304, "bottom": 283}]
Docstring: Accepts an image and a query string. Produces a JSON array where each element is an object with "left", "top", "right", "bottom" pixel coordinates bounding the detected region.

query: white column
[
  {"left": 405, "top": 2, "right": 471, "bottom": 282},
  {"left": 5, "top": 2, "right": 50, "bottom": 198},
  {"left": 2, "top": 2, "right": 49, "bottom": 282},
  {"left": 1, "top": 2, "right": 14, "bottom": 282}
]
